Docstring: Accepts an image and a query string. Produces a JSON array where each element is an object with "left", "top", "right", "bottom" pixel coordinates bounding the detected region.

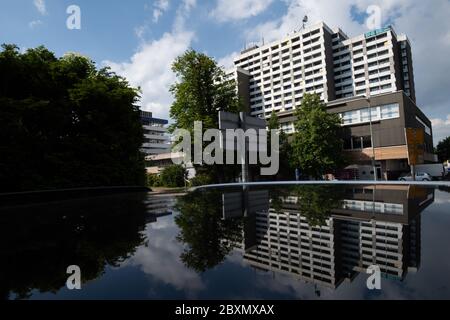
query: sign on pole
[
  {"left": 218, "top": 111, "right": 267, "bottom": 151},
  {"left": 218, "top": 111, "right": 267, "bottom": 183},
  {"left": 405, "top": 128, "right": 425, "bottom": 166}
]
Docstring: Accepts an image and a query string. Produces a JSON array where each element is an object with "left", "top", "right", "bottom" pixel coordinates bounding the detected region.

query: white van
[{"left": 415, "top": 164, "right": 445, "bottom": 180}]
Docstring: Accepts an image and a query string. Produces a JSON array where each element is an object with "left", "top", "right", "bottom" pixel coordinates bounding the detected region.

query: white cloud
[
  {"left": 134, "top": 25, "right": 147, "bottom": 40},
  {"left": 152, "top": 0, "right": 170, "bottom": 23},
  {"left": 245, "top": 0, "right": 366, "bottom": 44},
  {"left": 217, "top": 51, "right": 239, "bottom": 70},
  {"left": 211, "top": 0, "right": 274, "bottom": 22},
  {"left": 106, "top": 1, "right": 198, "bottom": 121},
  {"left": 105, "top": 31, "right": 193, "bottom": 120},
  {"left": 183, "top": 0, "right": 197, "bottom": 13},
  {"left": 242, "top": 0, "right": 450, "bottom": 142},
  {"left": 33, "top": 0, "right": 47, "bottom": 15},
  {"left": 431, "top": 115, "right": 450, "bottom": 145},
  {"left": 29, "top": 20, "right": 42, "bottom": 29},
  {"left": 153, "top": 9, "right": 164, "bottom": 23}
]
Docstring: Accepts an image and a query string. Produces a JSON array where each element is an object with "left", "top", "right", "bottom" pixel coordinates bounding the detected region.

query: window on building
[
  {"left": 356, "top": 89, "right": 366, "bottom": 95},
  {"left": 343, "top": 137, "right": 352, "bottom": 150},
  {"left": 362, "top": 136, "right": 372, "bottom": 148},
  {"left": 342, "top": 110, "right": 359, "bottom": 124},
  {"left": 416, "top": 116, "right": 432, "bottom": 135},
  {"left": 352, "top": 136, "right": 363, "bottom": 149},
  {"left": 381, "top": 104, "right": 399, "bottom": 119},
  {"left": 341, "top": 104, "right": 400, "bottom": 125},
  {"left": 344, "top": 136, "right": 371, "bottom": 150},
  {"left": 360, "top": 108, "right": 378, "bottom": 122}
]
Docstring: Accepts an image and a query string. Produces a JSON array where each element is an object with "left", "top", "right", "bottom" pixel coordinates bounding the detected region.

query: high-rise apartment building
[
  {"left": 232, "top": 22, "right": 415, "bottom": 124},
  {"left": 229, "top": 22, "right": 436, "bottom": 179}
]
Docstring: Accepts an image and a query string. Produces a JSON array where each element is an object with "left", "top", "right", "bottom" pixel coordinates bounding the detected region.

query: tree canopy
[
  {"left": 169, "top": 49, "right": 243, "bottom": 183},
  {"left": 169, "top": 49, "right": 242, "bottom": 133},
  {"left": 0, "top": 44, "right": 145, "bottom": 192},
  {"left": 291, "top": 93, "right": 345, "bottom": 179},
  {"left": 267, "top": 111, "right": 294, "bottom": 180},
  {"left": 436, "top": 136, "right": 450, "bottom": 162}
]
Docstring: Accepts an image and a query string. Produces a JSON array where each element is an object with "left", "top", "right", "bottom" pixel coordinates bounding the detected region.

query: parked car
[
  {"left": 415, "top": 164, "right": 445, "bottom": 180},
  {"left": 398, "top": 172, "right": 432, "bottom": 181}
]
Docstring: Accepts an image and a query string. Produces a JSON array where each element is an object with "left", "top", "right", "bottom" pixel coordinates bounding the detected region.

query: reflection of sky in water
[
  {"left": 23, "top": 188, "right": 450, "bottom": 300},
  {"left": 121, "top": 215, "right": 206, "bottom": 298}
]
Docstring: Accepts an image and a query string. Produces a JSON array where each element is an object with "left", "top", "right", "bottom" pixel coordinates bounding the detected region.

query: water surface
[{"left": 2, "top": 184, "right": 450, "bottom": 300}]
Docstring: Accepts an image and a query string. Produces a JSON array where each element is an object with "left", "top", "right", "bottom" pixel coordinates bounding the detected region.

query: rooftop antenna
[{"left": 302, "top": 15, "right": 308, "bottom": 29}]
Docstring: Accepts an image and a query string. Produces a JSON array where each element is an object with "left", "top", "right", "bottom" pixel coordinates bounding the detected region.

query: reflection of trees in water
[
  {"left": 292, "top": 186, "right": 344, "bottom": 226},
  {"left": 175, "top": 186, "right": 344, "bottom": 274},
  {"left": 0, "top": 193, "right": 149, "bottom": 300},
  {"left": 270, "top": 185, "right": 344, "bottom": 227},
  {"left": 175, "top": 190, "right": 244, "bottom": 273}
]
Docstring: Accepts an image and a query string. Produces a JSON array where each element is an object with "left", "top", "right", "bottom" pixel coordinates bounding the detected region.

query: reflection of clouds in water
[
  {"left": 433, "top": 191, "right": 450, "bottom": 205},
  {"left": 249, "top": 208, "right": 450, "bottom": 300},
  {"left": 247, "top": 255, "right": 450, "bottom": 300},
  {"left": 121, "top": 216, "right": 205, "bottom": 297},
  {"left": 118, "top": 190, "right": 450, "bottom": 300},
  {"left": 252, "top": 271, "right": 337, "bottom": 299},
  {"left": 226, "top": 250, "right": 246, "bottom": 266},
  {"left": 250, "top": 269, "right": 406, "bottom": 300}
]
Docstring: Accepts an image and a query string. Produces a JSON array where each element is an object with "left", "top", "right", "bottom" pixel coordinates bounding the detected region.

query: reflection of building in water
[
  {"left": 144, "top": 195, "right": 175, "bottom": 223},
  {"left": 244, "top": 208, "right": 341, "bottom": 288},
  {"left": 229, "top": 185, "right": 434, "bottom": 289}
]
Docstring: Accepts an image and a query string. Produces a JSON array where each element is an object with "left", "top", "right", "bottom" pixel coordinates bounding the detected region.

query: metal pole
[{"left": 368, "top": 98, "right": 377, "bottom": 181}]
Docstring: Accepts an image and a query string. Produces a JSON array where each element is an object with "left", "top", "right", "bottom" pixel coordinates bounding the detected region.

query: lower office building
[{"left": 278, "top": 91, "right": 436, "bottom": 180}]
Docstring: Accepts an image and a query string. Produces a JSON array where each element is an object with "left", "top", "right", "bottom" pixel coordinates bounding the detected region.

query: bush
[
  {"left": 147, "top": 174, "right": 161, "bottom": 187},
  {"left": 189, "top": 173, "right": 213, "bottom": 187},
  {"left": 159, "top": 165, "right": 187, "bottom": 188}
]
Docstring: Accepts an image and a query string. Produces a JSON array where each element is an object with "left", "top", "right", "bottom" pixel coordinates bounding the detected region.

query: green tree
[
  {"left": 267, "top": 110, "right": 280, "bottom": 131},
  {"left": 436, "top": 136, "right": 450, "bottom": 162},
  {"left": 159, "top": 164, "right": 187, "bottom": 188},
  {"left": 0, "top": 45, "right": 145, "bottom": 192},
  {"left": 267, "top": 111, "right": 294, "bottom": 180},
  {"left": 175, "top": 190, "right": 244, "bottom": 273},
  {"left": 169, "top": 49, "right": 242, "bottom": 183},
  {"left": 170, "top": 49, "right": 242, "bottom": 132},
  {"left": 291, "top": 93, "right": 345, "bottom": 179}
]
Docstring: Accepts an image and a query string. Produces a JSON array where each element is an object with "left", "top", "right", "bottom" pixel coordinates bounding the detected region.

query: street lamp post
[{"left": 367, "top": 97, "right": 377, "bottom": 181}]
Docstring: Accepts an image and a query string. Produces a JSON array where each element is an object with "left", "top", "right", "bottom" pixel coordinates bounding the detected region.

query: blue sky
[
  {"left": 0, "top": 0, "right": 287, "bottom": 66},
  {"left": 1, "top": 0, "right": 450, "bottom": 143}
]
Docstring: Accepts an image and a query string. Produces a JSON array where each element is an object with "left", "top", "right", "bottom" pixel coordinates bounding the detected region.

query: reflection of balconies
[
  {"left": 142, "top": 125, "right": 166, "bottom": 132},
  {"left": 142, "top": 142, "right": 170, "bottom": 150},
  {"left": 144, "top": 134, "right": 169, "bottom": 141},
  {"left": 221, "top": 184, "right": 432, "bottom": 292}
]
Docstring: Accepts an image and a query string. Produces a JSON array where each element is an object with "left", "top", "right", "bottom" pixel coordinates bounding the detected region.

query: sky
[{"left": 1, "top": 0, "right": 450, "bottom": 144}]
